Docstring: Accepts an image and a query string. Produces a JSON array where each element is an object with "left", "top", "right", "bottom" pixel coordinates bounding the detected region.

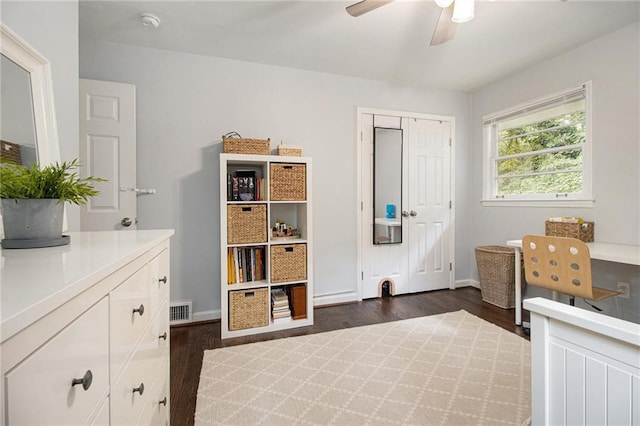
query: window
[{"left": 482, "top": 83, "right": 593, "bottom": 207}]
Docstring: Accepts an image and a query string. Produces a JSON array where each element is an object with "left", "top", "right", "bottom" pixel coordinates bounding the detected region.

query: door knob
[
  {"left": 409, "top": 210, "right": 417, "bottom": 217},
  {"left": 401, "top": 211, "right": 410, "bottom": 218},
  {"left": 71, "top": 370, "right": 93, "bottom": 391},
  {"left": 121, "top": 217, "right": 133, "bottom": 227}
]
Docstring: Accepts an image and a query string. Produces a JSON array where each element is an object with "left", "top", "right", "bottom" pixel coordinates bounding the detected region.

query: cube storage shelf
[{"left": 220, "top": 153, "right": 313, "bottom": 339}]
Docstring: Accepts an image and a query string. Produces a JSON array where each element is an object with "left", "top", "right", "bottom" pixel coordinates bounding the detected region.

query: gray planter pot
[{"left": 1, "top": 198, "right": 64, "bottom": 240}]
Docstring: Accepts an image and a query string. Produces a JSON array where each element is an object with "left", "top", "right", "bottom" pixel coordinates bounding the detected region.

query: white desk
[
  {"left": 506, "top": 239, "right": 640, "bottom": 325},
  {"left": 375, "top": 217, "right": 402, "bottom": 242}
]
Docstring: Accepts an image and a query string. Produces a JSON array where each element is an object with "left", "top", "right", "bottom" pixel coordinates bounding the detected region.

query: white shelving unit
[{"left": 220, "top": 153, "right": 313, "bottom": 339}]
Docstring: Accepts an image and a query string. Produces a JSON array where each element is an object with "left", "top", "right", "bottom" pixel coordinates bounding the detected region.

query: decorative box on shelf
[
  {"left": 270, "top": 244, "right": 307, "bottom": 283},
  {"left": 270, "top": 163, "right": 306, "bottom": 201},
  {"left": 545, "top": 218, "right": 594, "bottom": 242},
  {"left": 222, "top": 135, "right": 270, "bottom": 155},
  {"left": 227, "top": 204, "right": 267, "bottom": 244},
  {"left": 277, "top": 144, "right": 302, "bottom": 157},
  {"left": 229, "top": 287, "right": 269, "bottom": 331}
]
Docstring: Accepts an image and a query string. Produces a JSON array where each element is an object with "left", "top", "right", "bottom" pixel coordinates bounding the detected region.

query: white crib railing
[{"left": 524, "top": 297, "right": 640, "bottom": 426}]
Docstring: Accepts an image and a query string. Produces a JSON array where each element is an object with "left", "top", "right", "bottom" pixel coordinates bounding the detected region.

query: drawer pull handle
[
  {"left": 133, "top": 304, "right": 145, "bottom": 316},
  {"left": 159, "top": 331, "right": 168, "bottom": 341},
  {"left": 159, "top": 275, "right": 168, "bottom": 284},
  {"left": 133, "top": 383, "right": 145, "bottom": 395},
  {"left": 159, "top": 397, "right": 168, "bottom": 406},
  {"left": 71, "top": 370, "right": 93, "bottom": 391}
]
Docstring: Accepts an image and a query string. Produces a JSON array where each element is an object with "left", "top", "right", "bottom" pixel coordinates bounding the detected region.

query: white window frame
[{"left": 482, "top": 82, "right": 594, "bottom": 207}]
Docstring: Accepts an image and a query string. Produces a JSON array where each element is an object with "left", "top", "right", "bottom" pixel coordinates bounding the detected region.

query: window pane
[
  {"left": 497, "top": 171, "right": 583, "bottom": 195},
  {"left": 497, "top": 111, "right": 585, "bottom": 156},
  {"left": 497, "top": 149, "right": 582, "bottom": 177}
]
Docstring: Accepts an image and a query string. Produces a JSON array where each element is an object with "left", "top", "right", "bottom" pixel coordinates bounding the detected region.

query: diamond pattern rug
[{"left": 195, "top": 310, "right": 530, "bottom": 425}]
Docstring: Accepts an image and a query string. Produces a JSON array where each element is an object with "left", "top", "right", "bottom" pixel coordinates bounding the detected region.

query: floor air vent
[{"left": 170, "top": 301, "right": 192, "bottom": 325}]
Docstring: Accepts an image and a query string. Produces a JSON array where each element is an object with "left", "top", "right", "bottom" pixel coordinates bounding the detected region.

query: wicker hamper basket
[
  {"left": 227, "top": 204, "right": 267, "bottom": 244},
  {"left": 270, "top": 244, "right": 307, "bottom": 283},
  {"left": 270, "top": 163, "right": 306, "bottom": 201},
  {"left": 229, "top": 287, "right": 269, "bottom": 330},
  {"left": 475, "top": 245, "right": 519, "bottom": 309},
  {"left": 222, "top": 136, "right": 270, "bottom": 155},
  {"left": 545, "top": 220, "right": 594, "bottom": 242}
]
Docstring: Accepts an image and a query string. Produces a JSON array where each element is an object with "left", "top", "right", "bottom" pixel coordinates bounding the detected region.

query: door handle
[
  {"left": 121, "top": 217, "right": 133, "bottom": 227},
  {"left": 409, "top": 210, "right": 417, "bottom": 217},
  {"left": 401, "top": 211, "right": 410, "bottom": 218}
]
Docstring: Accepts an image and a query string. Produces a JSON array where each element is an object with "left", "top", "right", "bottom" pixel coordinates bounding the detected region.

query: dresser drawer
[
  {"left": 137, "top": 352, "right": 169, "bottom": 426},
  {"left": 110, "top": 264, "right": 152, "bottom": 381},
  {"left": 148, "top": 249, "right": 170, "bottom": 317},
  {"left": 6, "top": 298, "right": 109, "bottom": 425},
  {"left": 111, "top": 341, "right": 168, "bottom": 425}
]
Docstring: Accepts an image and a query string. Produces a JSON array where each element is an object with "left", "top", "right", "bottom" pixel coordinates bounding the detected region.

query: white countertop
[{"left": 1, "top": 229, "right": 174, "bottom": 342}]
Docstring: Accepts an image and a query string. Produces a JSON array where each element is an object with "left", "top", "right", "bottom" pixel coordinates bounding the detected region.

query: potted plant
[{"left": 0, "top": 159, "right": 104, "bottom": 247}]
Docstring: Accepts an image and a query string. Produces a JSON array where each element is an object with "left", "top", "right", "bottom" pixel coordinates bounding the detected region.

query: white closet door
[
  {"left": 79, "top": 78, "right": 136, "bottom": 231},
  {"left": 407, "top": 118, "right": 452, "bottom": 292}
]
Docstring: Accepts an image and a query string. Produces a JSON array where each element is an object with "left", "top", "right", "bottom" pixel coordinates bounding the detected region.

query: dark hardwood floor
[{"left": 170, "top": 286, "right": 529, "bottom": 426}]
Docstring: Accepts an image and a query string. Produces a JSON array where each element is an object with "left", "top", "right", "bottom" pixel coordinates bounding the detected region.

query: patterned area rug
[{"left": 195, "top": 310, "right": 530, "bottom": 425}]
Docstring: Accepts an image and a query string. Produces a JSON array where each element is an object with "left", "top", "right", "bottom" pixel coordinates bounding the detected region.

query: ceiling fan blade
[
  {"left": 430, "top": 3, "right": 457, "bottom": 46},
  {"left": 346, "top": 0, "right": 394, "bottom": 17}
]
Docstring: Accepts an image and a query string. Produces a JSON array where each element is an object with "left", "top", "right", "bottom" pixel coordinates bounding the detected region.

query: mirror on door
[{"left": 373, "top": 127, "right": 402, "bottom": 245}]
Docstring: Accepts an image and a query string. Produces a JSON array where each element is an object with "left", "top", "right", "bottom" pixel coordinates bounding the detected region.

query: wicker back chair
[{"left": 522, "top": 235, "right": 619, "bottom": 305}]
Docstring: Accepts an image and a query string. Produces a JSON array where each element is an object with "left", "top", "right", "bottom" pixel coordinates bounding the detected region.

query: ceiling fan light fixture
[
  {"left": 452, "top": 0, "right": 474, "bottom": 23},
  {"left": 434, "top": 0, "right": 454, "bottom": 8}
]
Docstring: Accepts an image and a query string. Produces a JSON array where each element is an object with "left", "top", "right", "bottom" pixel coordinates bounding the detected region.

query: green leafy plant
[{"left": 0, "top": 159, "right": 105, "bottom": 205}]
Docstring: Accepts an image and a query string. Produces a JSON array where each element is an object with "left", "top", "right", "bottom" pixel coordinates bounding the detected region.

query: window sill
[{"left": 481, "top": 198, "right": 595, "bottom": 208}]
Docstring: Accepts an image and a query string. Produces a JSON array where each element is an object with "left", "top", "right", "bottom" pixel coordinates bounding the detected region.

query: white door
[
  {"left": 359, "top": 109, "right": 453, "bottom": 299},
  {"left": 79, "top": 79, "right": 136, "bottom": 231},
  {"left": 407, "top": 118, "right": 452, "bottom": 292},
  {"left": 361, "top": 114, "right": 409, "bottom": 298}
]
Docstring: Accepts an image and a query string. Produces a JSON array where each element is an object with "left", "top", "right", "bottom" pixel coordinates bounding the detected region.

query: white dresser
[{"left": 0, "top": 230, "right": 174, "bottom": 425}]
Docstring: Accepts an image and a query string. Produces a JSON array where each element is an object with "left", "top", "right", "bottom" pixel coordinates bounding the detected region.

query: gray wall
[
  {"left": 470, "top": 22, "right": 640, "bottom": 322},
  {"left": 2, "top": 1, "right": 80, "bottom": 229},
  {"left": 80, "top": 39, "right": 472, "bottom": 319}
]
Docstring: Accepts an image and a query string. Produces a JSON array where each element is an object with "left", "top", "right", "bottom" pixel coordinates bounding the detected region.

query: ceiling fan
[{"left": 346, "top": 0, "right": 475, "bottom": 46}]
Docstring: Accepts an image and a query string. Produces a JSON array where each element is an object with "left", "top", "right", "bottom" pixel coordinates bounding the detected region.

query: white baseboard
[
  {"left": 313, "top": 291, "right": 359, "bottom": 307},
  {"left": 454, "top": 279, "right": 480, "bottom": 289},
  {"left": 192, "top": 309, "right": 220, "bottom": 323}
]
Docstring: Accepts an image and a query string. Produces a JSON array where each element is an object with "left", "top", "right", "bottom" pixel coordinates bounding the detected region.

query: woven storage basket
[
  {"left": 278, "top": 145, "right": 302, "bottom": 157},
  {"left": 227, "top": 204, "right": 267, "bottom": 244},
  {"left": 545, "top": 220, "right": 594, "bottom": 242},
  {"left": 222, "top": 136, "right": 270, "bottom": 155},
  {"left": 229, "top": 287, "right": 269, "bottom": 330},
  {"left": 475, "top": 245, "right": 519, "bottom": 309},
  {"left": 270, "top": 163, "right": 306, "bottom": 201},
  {"left": 270, "top": 244, "right": 307, "bottom": 283}
]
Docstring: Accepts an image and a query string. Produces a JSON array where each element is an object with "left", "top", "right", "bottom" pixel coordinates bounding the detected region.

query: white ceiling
[{"left": 79, "top": 1, "right": 640, "bottom": 93}]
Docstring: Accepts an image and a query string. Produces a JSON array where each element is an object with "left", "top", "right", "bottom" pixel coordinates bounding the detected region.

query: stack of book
[{"left": 271, "top": 288, "right": 291, "bottom": 323}]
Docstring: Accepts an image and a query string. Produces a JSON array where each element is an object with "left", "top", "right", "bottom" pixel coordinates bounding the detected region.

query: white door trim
[{"left": 356, "top": 107, "right": 456, "bottom": 301}]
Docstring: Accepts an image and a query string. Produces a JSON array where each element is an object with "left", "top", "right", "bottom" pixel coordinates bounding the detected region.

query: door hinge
[
  {"left": 449, "top": 200, "right": 452, "bottom": 209},
  {"left": 360, "top": 131, "right": 363, "bottom": 141},
  {"left": 449, "top": 263, "right": 452, "bottom": 271},
  {"left": 449, "top": 138, "right": 452, "bottom": 147},
  {"left": 361, "top": 201, "right": 364, "bottom": 211},
  {"left": 361, "top": 271, "right": 364, "bottom": 280}
]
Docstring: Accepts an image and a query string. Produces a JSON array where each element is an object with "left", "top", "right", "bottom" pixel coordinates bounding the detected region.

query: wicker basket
[
  {"left": 229, "top": 287, "right": 269, "bottom": 330},
  {"left": 545, "top": 220, "right": 594, "bottom": 242},
  {"left": 223, "top": 136, "right": 270, "bottom": 155},
  {"left": 278, "top": 145, "right": 302, "bottom": 157},
  {"left": 270, "top": 163, "right": 306, "bottom": 201},
  {"left": 270, "top": 244, "right": 307, "bottom": 283},
  {"left": 475, "top": 245, "right": 519, "bottom": 309},
  {"left": 227, "top": 204, "right": 267, "bottom": 244}
]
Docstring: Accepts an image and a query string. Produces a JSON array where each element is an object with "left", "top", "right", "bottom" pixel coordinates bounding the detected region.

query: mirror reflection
[
  {"left": 373, "top": 127, "right": 402, "bottom": 245},
  {"left": 0, "top": 54, "right": 38, "bottom": 167}
]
